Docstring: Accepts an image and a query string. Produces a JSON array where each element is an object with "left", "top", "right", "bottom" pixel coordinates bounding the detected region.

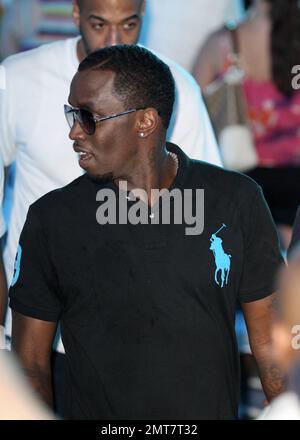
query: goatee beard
[{"left": 87, "top": 172, "right": 114, "bottom": 185}]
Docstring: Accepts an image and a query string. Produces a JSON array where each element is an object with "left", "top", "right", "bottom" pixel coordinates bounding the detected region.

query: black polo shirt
[{"left": 9, "top": 143, "right": 282, "bottom": 420}]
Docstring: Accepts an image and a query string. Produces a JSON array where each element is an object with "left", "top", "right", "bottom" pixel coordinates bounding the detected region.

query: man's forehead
[
  {"left": 78, "top": 0, "right": 144, "bottom": 15},
  {"left": 69, "top": 69, "right": 116, "bottom": 108}
]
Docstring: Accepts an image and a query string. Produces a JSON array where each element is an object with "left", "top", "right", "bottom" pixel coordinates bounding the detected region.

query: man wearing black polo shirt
[{"left": 10, "top": 45, "right": 284, "bottom": 420}]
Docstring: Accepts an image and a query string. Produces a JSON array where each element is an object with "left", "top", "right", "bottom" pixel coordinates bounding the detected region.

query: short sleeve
[
  {"left": 238, "top": 184, "right": 284, "bottom": 303},
  {"left": 9, "top": 206, "right": 62, "bottom": 321}
]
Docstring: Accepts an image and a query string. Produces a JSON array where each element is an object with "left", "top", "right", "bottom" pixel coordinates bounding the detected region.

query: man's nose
[
  {"left": 69, "top": 119, "right": 86, "bottom": 141},
  {"left": 106, "top": 25, "right": 122, "bottom": 46}
]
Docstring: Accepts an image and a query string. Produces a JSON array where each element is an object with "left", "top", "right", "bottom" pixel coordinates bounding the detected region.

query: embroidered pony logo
[{"left": 210, "top": 224, "right": 231, "bottom": 288}]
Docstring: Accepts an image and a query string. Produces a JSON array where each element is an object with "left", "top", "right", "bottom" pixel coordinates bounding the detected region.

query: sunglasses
[{"left": 64, "top": 104, "right": 145, "bottom": 135}]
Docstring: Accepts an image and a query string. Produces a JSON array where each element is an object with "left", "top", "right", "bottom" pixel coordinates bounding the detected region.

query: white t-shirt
[
  {"left": 258, "top": 392, "right": 300, "bottom": 420},
  {"left": 0, "top": 155, "right": 5, "bottom": 238},
  {"left": 0, "top": 37, "right": 221, "bottom": 350},
  {"left": 144, "top": 0, "right": 245, "bottom": 72},
  {"left": 0, "top": 69, "right": 6, "bottom": 239}
]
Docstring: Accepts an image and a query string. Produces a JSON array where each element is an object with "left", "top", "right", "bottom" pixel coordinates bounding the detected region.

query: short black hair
[{"left": 78, "top": 45, "right": 175, "bottom": 129}]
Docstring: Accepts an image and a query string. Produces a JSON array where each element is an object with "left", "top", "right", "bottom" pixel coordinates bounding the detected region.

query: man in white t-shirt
[{"left": 0, "top": 0, "right": 221, "bottom": 408}]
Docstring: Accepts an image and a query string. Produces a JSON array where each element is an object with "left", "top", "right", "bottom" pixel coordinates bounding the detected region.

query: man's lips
[
  {"left": 73, "top": 144, "right": 94, "bottom": 166},
  {"left": 73, "top": 144, "right": 93, "bottom": 155}
]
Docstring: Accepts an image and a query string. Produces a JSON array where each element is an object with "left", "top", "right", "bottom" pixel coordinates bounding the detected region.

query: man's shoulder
[
  {"left": 188, "top": 159, "right": 261, "bottom": 200},
  {"left": 30, "top": 174, "right": 89, "bottom": 216},
  {"left": 2, "top": 37, "right": 78, "bottom": 71}
]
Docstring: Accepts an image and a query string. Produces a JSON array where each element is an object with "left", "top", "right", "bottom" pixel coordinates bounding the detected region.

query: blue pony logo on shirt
[
  {"left": 11, "top": 245, "right": 22, "bottom": 287},
  {"left": 210, "top": 224, "right": 231, "bottom": 288}
]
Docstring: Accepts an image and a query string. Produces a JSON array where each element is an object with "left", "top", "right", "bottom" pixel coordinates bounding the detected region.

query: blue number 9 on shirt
[{"left": 11, "top": 245, "right": 22, "bottom": 287}]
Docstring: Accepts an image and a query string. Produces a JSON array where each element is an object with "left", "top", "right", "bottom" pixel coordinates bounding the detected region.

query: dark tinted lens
[
  {"left": 80, "top": 108, "right": 95, "bottom": 135},
  {"left": 64, "top": 105, "right": 75, "bottom": 129}
]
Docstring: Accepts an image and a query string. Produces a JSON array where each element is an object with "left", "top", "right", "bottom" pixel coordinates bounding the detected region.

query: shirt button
[{"left": 149, "top": 213, "right": 155, "bottom": 219}]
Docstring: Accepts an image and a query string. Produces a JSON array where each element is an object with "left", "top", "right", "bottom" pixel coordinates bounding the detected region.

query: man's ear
[
  {"left": 136, "top": 108, "right": 159, "bottom": 138},
  {"left": 73, "top": 1, "right": 80, "bottom": 29}
]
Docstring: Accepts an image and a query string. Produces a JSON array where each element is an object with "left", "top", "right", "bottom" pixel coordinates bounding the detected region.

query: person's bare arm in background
[
  {"left": 0, "top": 349, "right": 55, "bottom": 419},
  {"left": 242, "top": 293, "right": 285, "bottom": 402},
  {"left": 192, "top": 28, "right": 229, "bottom": 90}
]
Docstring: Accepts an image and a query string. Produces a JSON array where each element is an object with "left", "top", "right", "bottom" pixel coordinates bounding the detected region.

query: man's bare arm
[
  {"left": 242, "top": 293, "right": 285, "bottom": 402},
  {"left": 11, "top": 310, "right": 57, "bottom": 408}
]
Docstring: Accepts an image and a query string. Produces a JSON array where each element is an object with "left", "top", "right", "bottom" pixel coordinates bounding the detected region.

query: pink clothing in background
[{"left": 243, "top": 78, "right": 300, "bottom": 167}]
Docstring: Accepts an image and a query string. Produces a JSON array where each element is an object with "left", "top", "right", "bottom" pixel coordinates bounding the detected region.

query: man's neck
[{"left": 116, "top": 147, "right": 178, "bottom": 207}]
